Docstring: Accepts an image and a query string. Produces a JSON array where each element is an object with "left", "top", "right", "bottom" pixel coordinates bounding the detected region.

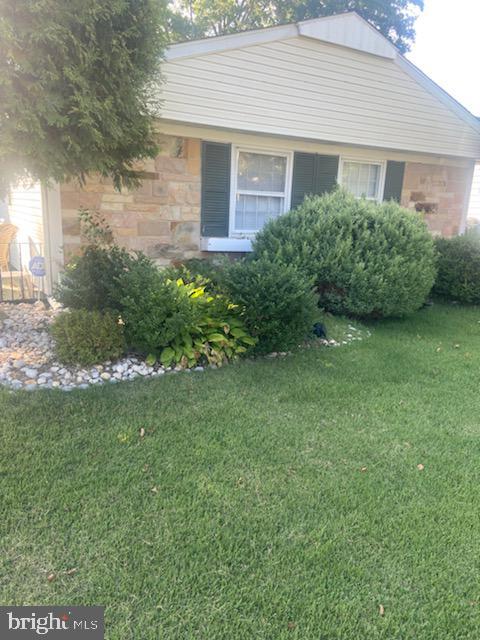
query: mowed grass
[{"left": 1, "top": 304, "right": 480, "bottom": 639}]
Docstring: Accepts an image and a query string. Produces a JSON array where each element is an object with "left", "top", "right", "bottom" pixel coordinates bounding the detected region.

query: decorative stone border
[
  {"left": 0, "top": 302, "right": 367, "bottom": 392},
  {"left": 0, "top": 302, "right": 208, "bottom": 392}
]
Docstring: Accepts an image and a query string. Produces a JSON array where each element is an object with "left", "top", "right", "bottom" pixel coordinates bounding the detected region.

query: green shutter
[
  {"left": 291, "top": 153, "right": 316, "bottom": 209},
  {"left": 383, "top": 161, "right": 405, "bottom": 203},
  {"left": 291, "top": 152, "right": 339, "bottom": 209},
  {"left": 315, "top": 154, "right": 340, "bottom": 196},
  {"left": 201, "top": 141, "right": 231, "bottom": 237}
]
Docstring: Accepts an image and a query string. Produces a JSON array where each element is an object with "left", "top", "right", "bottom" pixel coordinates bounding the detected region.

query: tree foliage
[
  {"left": 168, "top": 0, "right": 423, "bottom": 53},
  {"left": 0, "top": 0, "right": 167, "bottom": 192}
]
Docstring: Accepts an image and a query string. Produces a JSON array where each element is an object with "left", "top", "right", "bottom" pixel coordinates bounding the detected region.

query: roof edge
[
  {"left": 396, "top": 56, "right": 480, "bottom": 135},
  {"left": 165, "top": 11, "right": 480, "bottom": 136}
]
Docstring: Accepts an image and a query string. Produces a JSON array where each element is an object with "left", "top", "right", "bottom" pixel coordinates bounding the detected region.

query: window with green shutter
[
  {"left": 383, "top": 161, "right": 406, "bottom": 203},
  {"left": 291, "top": 152, "right": 339, "bottom": 209}
]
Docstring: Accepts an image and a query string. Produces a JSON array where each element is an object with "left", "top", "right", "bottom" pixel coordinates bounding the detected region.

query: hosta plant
[{"left": 159, "top": 278, "right": 256, "bottom": 368}]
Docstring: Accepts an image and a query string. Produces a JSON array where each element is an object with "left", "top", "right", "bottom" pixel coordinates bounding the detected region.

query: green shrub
[
  {"left": 163, "top": 257, "right": 229, "bottom": 294},
  {"left": 252, "top": 189, "right": 437, "bottom": 318},
  {"left": 55, "top": 245, "right": 154, "bottom": 312},
  {"left": 433, "top": 232, "right": 480, "bottom": 303},
  {"left": 118, "top": 261, "right": 255, "bottom": 366},
  {"left": 51, "top": 310, "right": 125, "bottom": 366},
  {"left": 118, "top": 260, "right": 197, "bottom": 355},
  {"left": 223, "top": 259, "right": 319, "bottom": 354}
]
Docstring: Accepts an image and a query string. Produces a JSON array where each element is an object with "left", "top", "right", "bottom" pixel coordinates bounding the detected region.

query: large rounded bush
[
  {"left": 433, "top": 232, "right": 480, "bottom": 303},
  {"left": 252, "top": 189, "right": 437, "bottom": 318},
  {"left": 223, "top": 259, "right": 319, "bottom": 354}
]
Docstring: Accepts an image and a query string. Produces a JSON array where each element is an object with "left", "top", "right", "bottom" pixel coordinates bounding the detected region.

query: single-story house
[{"left": 7, "top": 11, "right": 480, "bottom": 290}]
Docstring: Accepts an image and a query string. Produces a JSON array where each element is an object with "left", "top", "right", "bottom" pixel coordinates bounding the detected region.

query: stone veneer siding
[
  {"left": 401, "top": 162, "right": 472, "bottom": 237},
  {"left": 60, "top": 136, "right": 474, "bottom": 262},
  {"left": 60, "top": 135, "right": 201, "bottom": 264}
]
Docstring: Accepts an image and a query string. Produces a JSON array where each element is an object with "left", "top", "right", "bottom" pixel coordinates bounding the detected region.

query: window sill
[{"left": 201, "top": 237, "right": 253, "bottom": 252}]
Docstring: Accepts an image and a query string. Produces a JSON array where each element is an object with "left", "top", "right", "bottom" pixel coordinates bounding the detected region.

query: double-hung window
[
  {"left": 232, "top": 148, "right": 292, "bottom": 235},
  {"left": 340, "top": 159, "right": 384, "bottom": 201}
]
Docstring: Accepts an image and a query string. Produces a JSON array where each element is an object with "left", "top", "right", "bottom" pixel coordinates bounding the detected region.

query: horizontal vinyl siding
[
  {"left": 160, "top": 37, "right": 480, "bottom": 158},
  {"left": 8, "top": 183, "right": 44, "bottom": 249}
]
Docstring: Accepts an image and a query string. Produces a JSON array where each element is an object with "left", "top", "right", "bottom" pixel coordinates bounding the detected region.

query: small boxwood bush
[
  {"left": 51, "top": 310, "right": 125, "bottom": 366},
  {"left": 223, "top": 259, "right": 319, "bottom": 354},
  {"left": 252, "top": 189, "right": 437, "bottom": 318},
  {"left": 433, "top": 232, "right": 480, "bottom": 303}
]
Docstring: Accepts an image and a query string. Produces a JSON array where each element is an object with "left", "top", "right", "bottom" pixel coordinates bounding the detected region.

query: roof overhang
[{"left": 166, "top": 12, "right": 398, "bottom": 61}]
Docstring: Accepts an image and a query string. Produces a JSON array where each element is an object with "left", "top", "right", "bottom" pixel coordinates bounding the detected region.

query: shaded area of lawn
[{"left": 1, "top": 304, "right": 480, "bottom": 639}]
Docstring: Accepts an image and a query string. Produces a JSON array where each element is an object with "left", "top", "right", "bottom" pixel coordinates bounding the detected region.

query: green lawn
[{"left": 1, "top": 304, "right": 480, "bottom": 639}]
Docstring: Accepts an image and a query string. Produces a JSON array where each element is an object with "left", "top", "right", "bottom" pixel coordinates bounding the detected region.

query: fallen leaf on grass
[
  {"left": 150, "top": 486, "right": 159, "bottom": 494},
  {"left": 417, "top": 463, "right": 425, "bottom": 471},
  {"left": 287, "top": 622, "right": 296, "bottom": 630},
  {"left": 360, "top": 466, "right": 368, "bottom": 472},
  {"left": 379, "top": 604, "right": 385, "bottom": 616}
]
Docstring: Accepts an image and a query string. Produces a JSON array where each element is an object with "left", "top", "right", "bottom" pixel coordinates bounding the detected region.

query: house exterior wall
[
  {"left": 401, "top": 162, "right": 474, "bottom": 237},
  {"left": 58, "top": 130, "right": 475, "bottom": 263},
  {"left": 160, "top": 35, "right": 480, "bottom": 159},
  {"left": 7, "top": 182, "right": 44, "bottom": 252},
  {"left": 60, "top": 135, "right": 202, "bottom": 264}
]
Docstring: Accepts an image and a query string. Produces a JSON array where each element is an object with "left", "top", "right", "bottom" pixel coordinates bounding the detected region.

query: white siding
[
  {"left": 468, "top": 164, "right": 480, "bottom": 219},
  {"left": 160, "top": 36, "right": 480, "bottom": 159},
  {"left": 7, "top": 182, "right": 45, "bottom": 268}
]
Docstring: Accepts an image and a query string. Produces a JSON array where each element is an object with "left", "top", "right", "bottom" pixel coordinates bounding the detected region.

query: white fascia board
[
  {"left": 396, "top": 55, "right": 480, "bottom": 137},
  {"left": 166, "top": 24, "right": 298, "bottom": 61},
  {"left": 165, "top": 11, "right": 397, "bottom": 61}
]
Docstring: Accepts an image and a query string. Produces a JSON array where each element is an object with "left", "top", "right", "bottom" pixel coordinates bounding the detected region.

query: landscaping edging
[
  {"left": 0, "top": 302, "right": 209, "bottom": 392},
  {"left": 0, "top": 302, "right": 365, "bottom": 392}
]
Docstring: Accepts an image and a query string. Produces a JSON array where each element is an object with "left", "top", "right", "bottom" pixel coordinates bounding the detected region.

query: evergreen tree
[{"left": 0, "top": 0, "right": 167, "bottom": 192}]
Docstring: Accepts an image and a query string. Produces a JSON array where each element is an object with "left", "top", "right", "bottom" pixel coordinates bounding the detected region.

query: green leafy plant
[
  {"left": 118, "top": 262, "right": 198, "bottom": 355},
  {"left": 223, "top": 259, "right": 319, "bottom": 354},
  {"left": 119, "top": 260, "right": 255, "bottom": 367},
  {"left": 163, "top": 256, "right": 229, "bottom": 294},
  {"left": 55, "top": 245, "right": 154, "bottom": 313},
  {"left": 433, "top": 232, "right": 480, "bottom": 303},
  {"left": 159, "top": 279, "right": 256, "bottom": 368},
  {"left": 51, "top": 310, "right": 125, "bottom": 366},
  {"left": 78, "top": 207, "right": 114, "bottom": 247},
  {"left": 252, "top": 189, "right": 437, "bottom": 318}
]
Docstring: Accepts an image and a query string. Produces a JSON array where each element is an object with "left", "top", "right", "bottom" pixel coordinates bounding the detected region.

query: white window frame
[
  {"left": 337, "top": 157, "right": 386, "bottom": 202},
  {"left": 229, "top": 145, "right": 293, "bottom": 238}
]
